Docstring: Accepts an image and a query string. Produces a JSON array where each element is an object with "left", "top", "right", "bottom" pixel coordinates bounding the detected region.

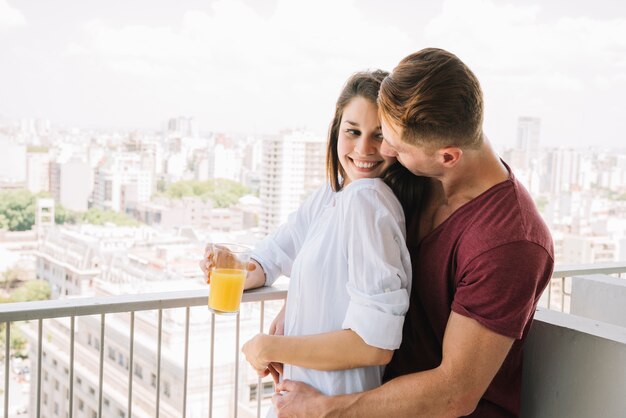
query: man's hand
[{"left": 273, "top": 380, "right": 330, "bottom": 418}]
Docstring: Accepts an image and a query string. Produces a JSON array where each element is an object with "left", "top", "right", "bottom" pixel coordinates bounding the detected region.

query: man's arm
[{"left": 274, "top": 312, "right": 514, "bottom": 418}]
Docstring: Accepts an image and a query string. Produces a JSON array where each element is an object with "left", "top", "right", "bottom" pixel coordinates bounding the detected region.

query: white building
[
  {"left": 28, "top": 225, "right": 278, "bottom": 418},
  {"left": 259, "top": 131, "right": 326, "bottom": 235},
  {"left": 516, "top": 116, "right": 541, "bottom": 170},
  {"left": 0, "top": 139, "right": 27, "bottom": 183},
  {"left": 26, "top": 151, "right": 51, "bottom": 193},
  {"left": 60, "top": 159, "right": 94, "bottom": 212},
  {"left": 92, "top": 153, "right": 154, "bottom": 213}
]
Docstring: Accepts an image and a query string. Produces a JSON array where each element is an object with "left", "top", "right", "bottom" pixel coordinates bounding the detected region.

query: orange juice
[{"left": 208, "top": 268, "right": 246, "bottom": 313}]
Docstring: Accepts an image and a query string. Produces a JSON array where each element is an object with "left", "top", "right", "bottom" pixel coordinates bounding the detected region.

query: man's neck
[
  {"left": 439, "top": 139, "right": 508, "bottom": 206},
  {"left": 420, "top": 139, "right": 509, "bottom": 238}
]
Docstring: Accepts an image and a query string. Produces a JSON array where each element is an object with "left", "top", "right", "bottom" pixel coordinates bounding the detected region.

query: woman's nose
[{"left": 354, "top": 136, "right": 378, "bottom": 156}]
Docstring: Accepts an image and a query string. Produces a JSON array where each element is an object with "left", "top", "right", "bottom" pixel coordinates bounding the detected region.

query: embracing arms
[{"left": 273, "top": 311, "right": 514, "bottom": 417}]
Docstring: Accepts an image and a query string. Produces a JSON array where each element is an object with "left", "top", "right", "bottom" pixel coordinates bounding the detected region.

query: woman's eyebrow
[{"left": 343, "top": 120, "right": 359, "bottom": 126}]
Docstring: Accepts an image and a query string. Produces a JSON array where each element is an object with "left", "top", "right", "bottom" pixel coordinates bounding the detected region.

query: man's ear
[{"left": 438, "top": 147, "right": 462, "bottom": 167}]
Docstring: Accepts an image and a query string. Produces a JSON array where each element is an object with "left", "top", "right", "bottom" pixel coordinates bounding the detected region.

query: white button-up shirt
[{"left": 252, "top": 178, "right": 412, "bottom": 397}]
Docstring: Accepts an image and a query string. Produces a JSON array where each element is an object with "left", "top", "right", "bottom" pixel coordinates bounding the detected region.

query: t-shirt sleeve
[
  {"left": 340, "top": 185, "right": 412, "bottom": 350},
  {"left": 452, "top": 241, "right": 553, "bottom": 339},
  {"left": 252, "top": 186, "right": 327, "bottom": 286}
]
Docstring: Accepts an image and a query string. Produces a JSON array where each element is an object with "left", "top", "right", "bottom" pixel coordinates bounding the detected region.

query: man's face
[{"left": 380, "top": 119, "right": 437, "bottom": 177}]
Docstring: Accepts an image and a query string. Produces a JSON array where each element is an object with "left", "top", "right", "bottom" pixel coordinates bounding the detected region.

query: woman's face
[{"left": 337, "top": 96, "right": 396, "bottom": 186}]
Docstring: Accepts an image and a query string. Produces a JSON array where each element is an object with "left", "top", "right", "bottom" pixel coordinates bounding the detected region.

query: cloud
[
  {"left": 64, "top": 0, "right": 413, "bottom": 132},
  {"left": 424, "top": 0, "right": 626, "bottom": 91},
  {"left": 0, "top": 0, "right": 26, "bottom": 29}
]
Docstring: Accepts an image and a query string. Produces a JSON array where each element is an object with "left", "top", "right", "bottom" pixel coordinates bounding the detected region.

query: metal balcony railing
[
  {"left": 1, "top": 285, "right": 287, "bottom": 418},
  {"left": 543, "top": 262, "right": 626, "bottom": 312},
  {"left": 2, "top": 263, "right": 626, "bottom": 417}
]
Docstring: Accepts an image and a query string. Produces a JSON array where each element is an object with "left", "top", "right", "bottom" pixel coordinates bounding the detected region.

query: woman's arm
[
  {"left": 244, "top": 259, "right": 266, "bottom": 290},
  {"left": 242, "top": 329, "right": 393, "bottom": 375}
]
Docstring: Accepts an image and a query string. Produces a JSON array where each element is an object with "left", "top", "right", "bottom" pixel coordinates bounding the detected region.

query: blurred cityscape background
[{"left": 1, "top": 0, "right": 625, "bottom": 416}]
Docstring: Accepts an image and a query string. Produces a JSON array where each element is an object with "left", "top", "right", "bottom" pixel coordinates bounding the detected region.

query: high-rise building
[
  {"left": 29, "top": 226, "right": 278, "bottom": 417},
  {"left": 259, "top": 131, "right": 326, "bottom": 235},
  {"left": 516, "top": 117, "right": 541, "bottom": 170},
  {"left": 0, "top": 139, "right": 26, "bottom": 183},
  {"left": 92, "top": 153, "right": 154, "bottom": 213},
  {"left": 27, "top": 152, "right": 51, "bottom": 193},
  {"left": 60, "top": 159, "right": 94, "bottom": 212}
]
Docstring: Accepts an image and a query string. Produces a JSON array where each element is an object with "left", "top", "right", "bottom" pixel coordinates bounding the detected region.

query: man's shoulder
[{"left": 458, "top": 177, "right": 553, "bottom": 258}]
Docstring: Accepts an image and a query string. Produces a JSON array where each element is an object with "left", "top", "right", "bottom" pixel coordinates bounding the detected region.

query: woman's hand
[
  {"left": 242, "top": 333, "right": 272, "bottom": 376},
  {"left": 198, "top": 243, "right": 259, "bottom": 285}
]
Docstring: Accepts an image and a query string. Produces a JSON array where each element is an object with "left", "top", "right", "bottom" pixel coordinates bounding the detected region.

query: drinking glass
[{"left": 207, "top": 243, "right": 250, "bottom": 315}]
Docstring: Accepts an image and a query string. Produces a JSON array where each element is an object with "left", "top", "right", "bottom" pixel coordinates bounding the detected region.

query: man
[{"left": 271, "top": 48, "right": 554, "bottom": 417}]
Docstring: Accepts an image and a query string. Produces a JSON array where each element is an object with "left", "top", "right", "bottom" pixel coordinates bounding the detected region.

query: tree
[
  {"left": 0, "top": 190, "right": 36, "bottom": 231},
  {"left": 2, "top": 268, "right": 24, "bottom": 291},
  {"left": 10, "top": 280, "right": 51, "bottom": 303},
  {"left": 159, "top": 179, "right": 250, "bottom": 208}
]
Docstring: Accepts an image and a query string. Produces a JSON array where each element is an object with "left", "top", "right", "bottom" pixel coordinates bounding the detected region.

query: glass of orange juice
[{"left": 208, "top": 243, "right": 250, "bottom": 315}]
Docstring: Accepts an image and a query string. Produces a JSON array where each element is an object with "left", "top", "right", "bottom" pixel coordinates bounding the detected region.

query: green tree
[
  {"left": 159, "top": 179, "right": 249, "bottom": 208},
  {"left": 81, "top": 208, "right": 138, "bottom": 226},
  {"left": 10, "top": 280, "right": 51, "bottom": 303},
  {"left": 0, "top": 190, "right": 36, "bottom": 231},
  {"left": 2, "top": 268, "right": 24, "bottom": 291}
]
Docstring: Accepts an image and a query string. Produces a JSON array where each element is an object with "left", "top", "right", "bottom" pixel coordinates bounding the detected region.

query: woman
[{"left": 203, "top": 70, "right": 426, "bottom": 402}]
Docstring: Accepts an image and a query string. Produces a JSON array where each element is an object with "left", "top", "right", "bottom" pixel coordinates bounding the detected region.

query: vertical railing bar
[
  {"left": 156, "top": 309, "right": 163, "bottom": 418},
  {"left": 128, "top": 311, "right": 135, "bottom": 418},
  {"left": 234, "top": 312, "right": 240, "bottom": 418},
  {"left": 546, "top": 279, "right": 552, "bottom": 309},
  {"left": 182, "top": 307, "right": 190, "bottom": 418},
  {"left": 257, "top": 301, "right": 265, "bottom": 418},
  {"left": 209, "top": 313, "right": 215, "bottom": 418},
  {"left": 98, "top": 314, "right": 105, "bottom": 418},
  {"left": 4, "top": 322, "right": 9, "bottom": 418},
  {"left": 37, "top": 319, "right": 42, "bottom": 418},
  {"left": 561, "top": 277, "right": 566, "bottom": 312},
  {"left": 69, "top": 316, "right": 75, "bottom": 418}
]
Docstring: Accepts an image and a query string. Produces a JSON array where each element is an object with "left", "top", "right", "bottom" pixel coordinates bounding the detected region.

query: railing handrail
[
  {"left": 0, "top": 285, "right": 288, "bottom": 322},
  {"left": 2, "top": 262, "right": 625, "bottom": 322},
  {"left": 552, "top": 262, "right": 626, "bottom": 278}
]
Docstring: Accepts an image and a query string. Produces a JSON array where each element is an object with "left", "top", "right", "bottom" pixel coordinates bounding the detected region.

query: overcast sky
[{"left": 1, "top": 0, "right": 625, "bottom": 148}]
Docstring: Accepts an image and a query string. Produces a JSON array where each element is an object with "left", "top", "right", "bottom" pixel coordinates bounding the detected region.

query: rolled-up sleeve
[{"left": 340, "top": 181, "right": 412, "bottom": 350}]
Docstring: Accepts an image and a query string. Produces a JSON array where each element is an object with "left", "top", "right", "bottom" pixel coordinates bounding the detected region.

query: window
[
  {"left": 108, "top": 347, "right": 116, "bottom": 361},
  {"left": 78, "top": 399, "right": 84, "bottom": 411},
  {"left": 54, "top": 402, "right": 59, "bottom": 415},
  {"left": 249, "top": 381, "right": 275, "bottom": 402},
  {"left": 43, "top": 393, "right": 48, "bottom": 405},
  {"left": 104, "top": 398, "right": 110, "bottom": 408},
  {"left": 163, "top": 381, "right": 170, "bottom": 397},
  {"left": 54, "top": 379, "right": 59, "bottom": 390},
  {"left": 150, "top": 373, "right": 156, "bottom": 388},
  {"left": 52, "top": 359, "right": 58, "bottom": 368},
  {"left": 94, "top": 338, "right": 100, "bottom": 351},
  {"left": 44, "top": 370, "right": 48, "bottom": 381},
  {"left": 89, "top": 386, "right": 95, "bottom": 396},
  {"left": 76, "top": 377, "right": 82, "bottom": 386},
  {"left": 118, "top": 353, "right": 125, "bottom": 368},
  {"left": 134, "top": 363, "right": 143, "bottom": 379}
]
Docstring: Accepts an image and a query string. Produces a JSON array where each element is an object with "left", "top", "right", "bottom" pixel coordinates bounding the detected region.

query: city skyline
[{"left": 1, "top": 0, "right": 625, "bottom": 149}]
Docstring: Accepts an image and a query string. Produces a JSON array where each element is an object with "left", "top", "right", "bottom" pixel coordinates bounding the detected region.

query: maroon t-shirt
[{"left": 383, "top": 166, "right": 554, "bottom": 417}]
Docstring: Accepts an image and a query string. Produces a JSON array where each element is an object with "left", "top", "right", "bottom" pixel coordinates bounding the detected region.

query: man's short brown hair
[{"left": 378, "top": 48, "right": 484, "bottom": 149}]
